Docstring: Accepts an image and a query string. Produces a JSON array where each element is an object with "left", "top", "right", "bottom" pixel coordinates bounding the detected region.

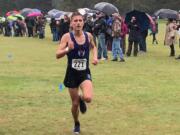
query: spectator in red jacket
[{"left": 120, "top": 17, "right": 128, "bottom": 54}]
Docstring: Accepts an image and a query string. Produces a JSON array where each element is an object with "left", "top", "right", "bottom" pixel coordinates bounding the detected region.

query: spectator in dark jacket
[
  {"left": 62, "top": 15, "right": 70, "bottom": 34},
  {"left": 126, "top": 16, "right": 141, "bottom": 56},
  {"left": 25, "top": 17, "right": 35, "bottom": 37},
  {"left": 94, "top": 13, "right": 108, "bottom": 60},
  {"left": 139, "top": 29, "right": 148, "bottom": 52},
  {"left": 83, "top": 15, "right": 93, "bottom": 33},
  {"left": 50, "top": 18, "right": 58, "bottom": 41}
]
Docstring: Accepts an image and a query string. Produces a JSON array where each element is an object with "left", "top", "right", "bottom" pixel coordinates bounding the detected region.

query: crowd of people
[
  {"left": 51, "top": 11, "right": 180, "bottom": 60},
  {"left": 0, "top": 16, "right": 46, "bottom": 39},
  {"left": 1, "top": 10, "right": 180, "bottom": 60},
  {"left": 50, "top": 11, "right": 159, "bottom": 61}
]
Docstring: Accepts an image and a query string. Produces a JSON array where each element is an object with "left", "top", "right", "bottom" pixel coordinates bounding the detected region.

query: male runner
[{"left": 56, "top": 12, "right": 98, "bottom": 134}]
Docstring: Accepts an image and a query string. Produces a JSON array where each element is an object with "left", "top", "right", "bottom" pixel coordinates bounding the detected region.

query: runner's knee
[
  {"left": 72, "top": 101, "right": 79, "bottom": 108},
  {"left": 84, "top": 96, "right": 92, "bottom": 103}
]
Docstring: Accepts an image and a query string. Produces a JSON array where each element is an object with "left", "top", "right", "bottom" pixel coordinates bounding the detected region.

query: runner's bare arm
[
  {"left": 88, "top": 33, "right": 98, "bottom": 65},
  {"left": 56, "top": 33, "right": 75, "bottom": 59},
  {"left": 56, "top": 33, "right": 69, "bottom": 59}
]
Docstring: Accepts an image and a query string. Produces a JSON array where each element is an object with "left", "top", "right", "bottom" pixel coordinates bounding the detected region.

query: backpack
[{"left": 112, "top": 19, "right": 121, "bottom": 37}]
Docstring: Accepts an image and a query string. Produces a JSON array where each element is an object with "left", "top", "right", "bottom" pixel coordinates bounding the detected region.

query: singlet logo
[{"left": 78, "top": 49, "right": 85, "bottom": 57}]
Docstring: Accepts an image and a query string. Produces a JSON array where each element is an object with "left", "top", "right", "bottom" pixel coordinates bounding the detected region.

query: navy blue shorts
[{"left": 64, "top": 67, "right": 92, "bottom": 88}]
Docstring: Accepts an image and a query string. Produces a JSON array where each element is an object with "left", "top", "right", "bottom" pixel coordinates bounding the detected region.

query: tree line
[{"left": 0, "top": 0, "right": 179, "bottom": 15}]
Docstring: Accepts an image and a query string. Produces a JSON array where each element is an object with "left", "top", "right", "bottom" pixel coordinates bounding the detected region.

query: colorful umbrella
[
  {"left": 27, "top": 12, "right": 42, "bottom": 17},
  {"left": 21, "top": 10, "right": 33, "bottom": 17},
  {"left": 0, "top": 17, "right": 6, "bottom": 22},
  {"left": 14, "top": 14, "right": 25, "bottom": 20},
  {"left": 146, "top": 13, "right": 155, "bottom": 31},
  {"left": 6, "top": 10, "right": 19, "bottom": 17},
  {"left": 20, "top": 8, "right": 41, "bottom": 17},
  {"left": 7, "top": 15, "right": 17, "bottom": 21}
]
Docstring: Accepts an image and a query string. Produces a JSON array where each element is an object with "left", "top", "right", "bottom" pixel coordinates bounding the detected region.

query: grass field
[{"left": 0, "top": 22, "right": 180, "bottom": 135}]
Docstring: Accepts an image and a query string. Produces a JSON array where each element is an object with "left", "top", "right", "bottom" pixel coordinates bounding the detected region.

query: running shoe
[
  {"left": 73, "top": 121, "right": 80, "bottom": 134},
  {"left": 79, "top": 97, "right": 87, "bottom": 114}
]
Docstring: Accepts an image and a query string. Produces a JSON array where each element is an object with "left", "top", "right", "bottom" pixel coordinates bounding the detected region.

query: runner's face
[{"left": 71, "top": 15, "right": 84, "bottom": 31}]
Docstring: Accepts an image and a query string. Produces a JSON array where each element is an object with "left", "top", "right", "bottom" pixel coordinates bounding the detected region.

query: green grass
[{"left": 0, "top": 22, "right": 180, "bottom": 135}]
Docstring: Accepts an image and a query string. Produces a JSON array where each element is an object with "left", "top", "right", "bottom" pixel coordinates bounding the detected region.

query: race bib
[{"left": 72, "top": 59, "right": 87, "bottom": 71}]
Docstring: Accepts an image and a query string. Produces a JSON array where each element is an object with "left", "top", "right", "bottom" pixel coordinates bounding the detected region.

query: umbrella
[
  {"left": 78, "top": 8, "right": 88, "bottom": 15},
  {"left": 48, "top": 9, "right": 60, "bottom": 16},
  {"left": 48, "top": 9, "right": 64, "bottom": 18},
  {"left": 87, "top": 9, "right": 98, "bottom": 14},
  {"left": 54, "top": 11, "right": 65, "bottom": 18},
  {"left": 78, "top": 8, "right": 94, "bottom": 15},
  {"left": 154, "top": 9, "right": 178, "bottom": 19},
  {"left": 21, "top": 8, "right": 42, "bottom": 17},
  {"left": 6, "top": 10, "right": 19, "bottom": 17},
  {"left": 21, "top": 8, "right": 32, "bottom": 13},
  {"left": 7, "top": 15, "right": 17, "bottom": 21},
  {"left": 66, "top": 12, "right": 73, "bottom": 18},
  {"left": 31, "top": 9, "right": 41, "bottom": 13},
  {"left": 125, "top": 10, "right": 150, "bottom": 31},
  {"left": 14, "top": 14, "right": 25, "bottom": 20},
  {"left": 21, "top": 10, "right": 33, "bottom": 17},
  {"left": 146, "top": 13, "right": 155, "bottom": 31},
  {"left": 48, "top": 9, "right": 60, "bottom": 18},
  {"left": 94, "top": 2, "right": 119, "bottom": 15},
  {"left": 0, "top": 17, "right": 6, "bottom": 22},
  {"left": 27, "top": 12, "right": 42, "bottom": 17}
]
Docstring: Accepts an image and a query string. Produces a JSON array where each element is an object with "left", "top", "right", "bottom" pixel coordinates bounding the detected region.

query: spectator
[
  {"left": 126, "top": 16, "right": 141, "bottom": 57},
  {"left": 111, "top": 14, "right": 125, "bottom": 62},
  {"left": 139, "top": 29, "right": 148, "bottom": 52},
  {"left": 150, "top": 17, "right": 158, "bottom": 44},
  {"left": 84, "top": 15, "right": 94, "bottom": 33},
  {"left": 94, "top": 12, "right": 108, "bottom": 60},
  {"left": 164, "top": 19, "right": 177, "bottom": 57},
  {"left": 37, "top": 16, "right": 46, "bottom": 39},
  {"left": 50, "top": 18, "right": 58, "bottom": 41},
  {"left": 120, "top": 17, "right": 128, "bottom": 54}
]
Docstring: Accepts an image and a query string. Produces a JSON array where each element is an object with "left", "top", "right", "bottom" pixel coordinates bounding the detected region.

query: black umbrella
[
  {"left": 94, "top": 2, "right": 119, "bottom": 15},
  {"left": 154, "top": 9, "right": 178, "bottom": 19},
  {"left": 125, "top": 10, "right": 150, "bottom": 31}
]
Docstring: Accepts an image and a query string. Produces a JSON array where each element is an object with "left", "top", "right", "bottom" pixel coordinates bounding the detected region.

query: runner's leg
[
  {"left": 68, "top": 88, "right": 80, "bottom": 122},
  {"left": 80, "top": 80, "right": 93, "bottom": 103}
]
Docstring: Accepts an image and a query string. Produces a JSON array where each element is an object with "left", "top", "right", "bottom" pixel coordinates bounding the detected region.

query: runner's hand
[
  {"left": 67, "top": 40, "right": 74, "bottom": 51},
  {"left": 92, "top": 58, "right": 98, "bottom": 65}
]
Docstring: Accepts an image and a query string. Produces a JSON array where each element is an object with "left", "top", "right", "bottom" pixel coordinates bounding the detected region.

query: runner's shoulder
[
  {"left": 86, "top": 32, "right": 92, "bottom": 37},
  {"left": 85, "top": 32, "right": 93, "bottom": 40},
  {"left": 61, "top": 32, "right": 71, "bottom": 41}
]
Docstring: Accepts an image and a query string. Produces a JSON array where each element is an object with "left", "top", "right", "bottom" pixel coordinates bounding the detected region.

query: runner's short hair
[{"left": 71, "top": 11, "right": 83, "bottom": 21}]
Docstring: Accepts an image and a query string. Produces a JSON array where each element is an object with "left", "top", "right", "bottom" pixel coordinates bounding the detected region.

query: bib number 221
[{"left": 72, "top": 59, "right": 87, "bottom": 71}]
